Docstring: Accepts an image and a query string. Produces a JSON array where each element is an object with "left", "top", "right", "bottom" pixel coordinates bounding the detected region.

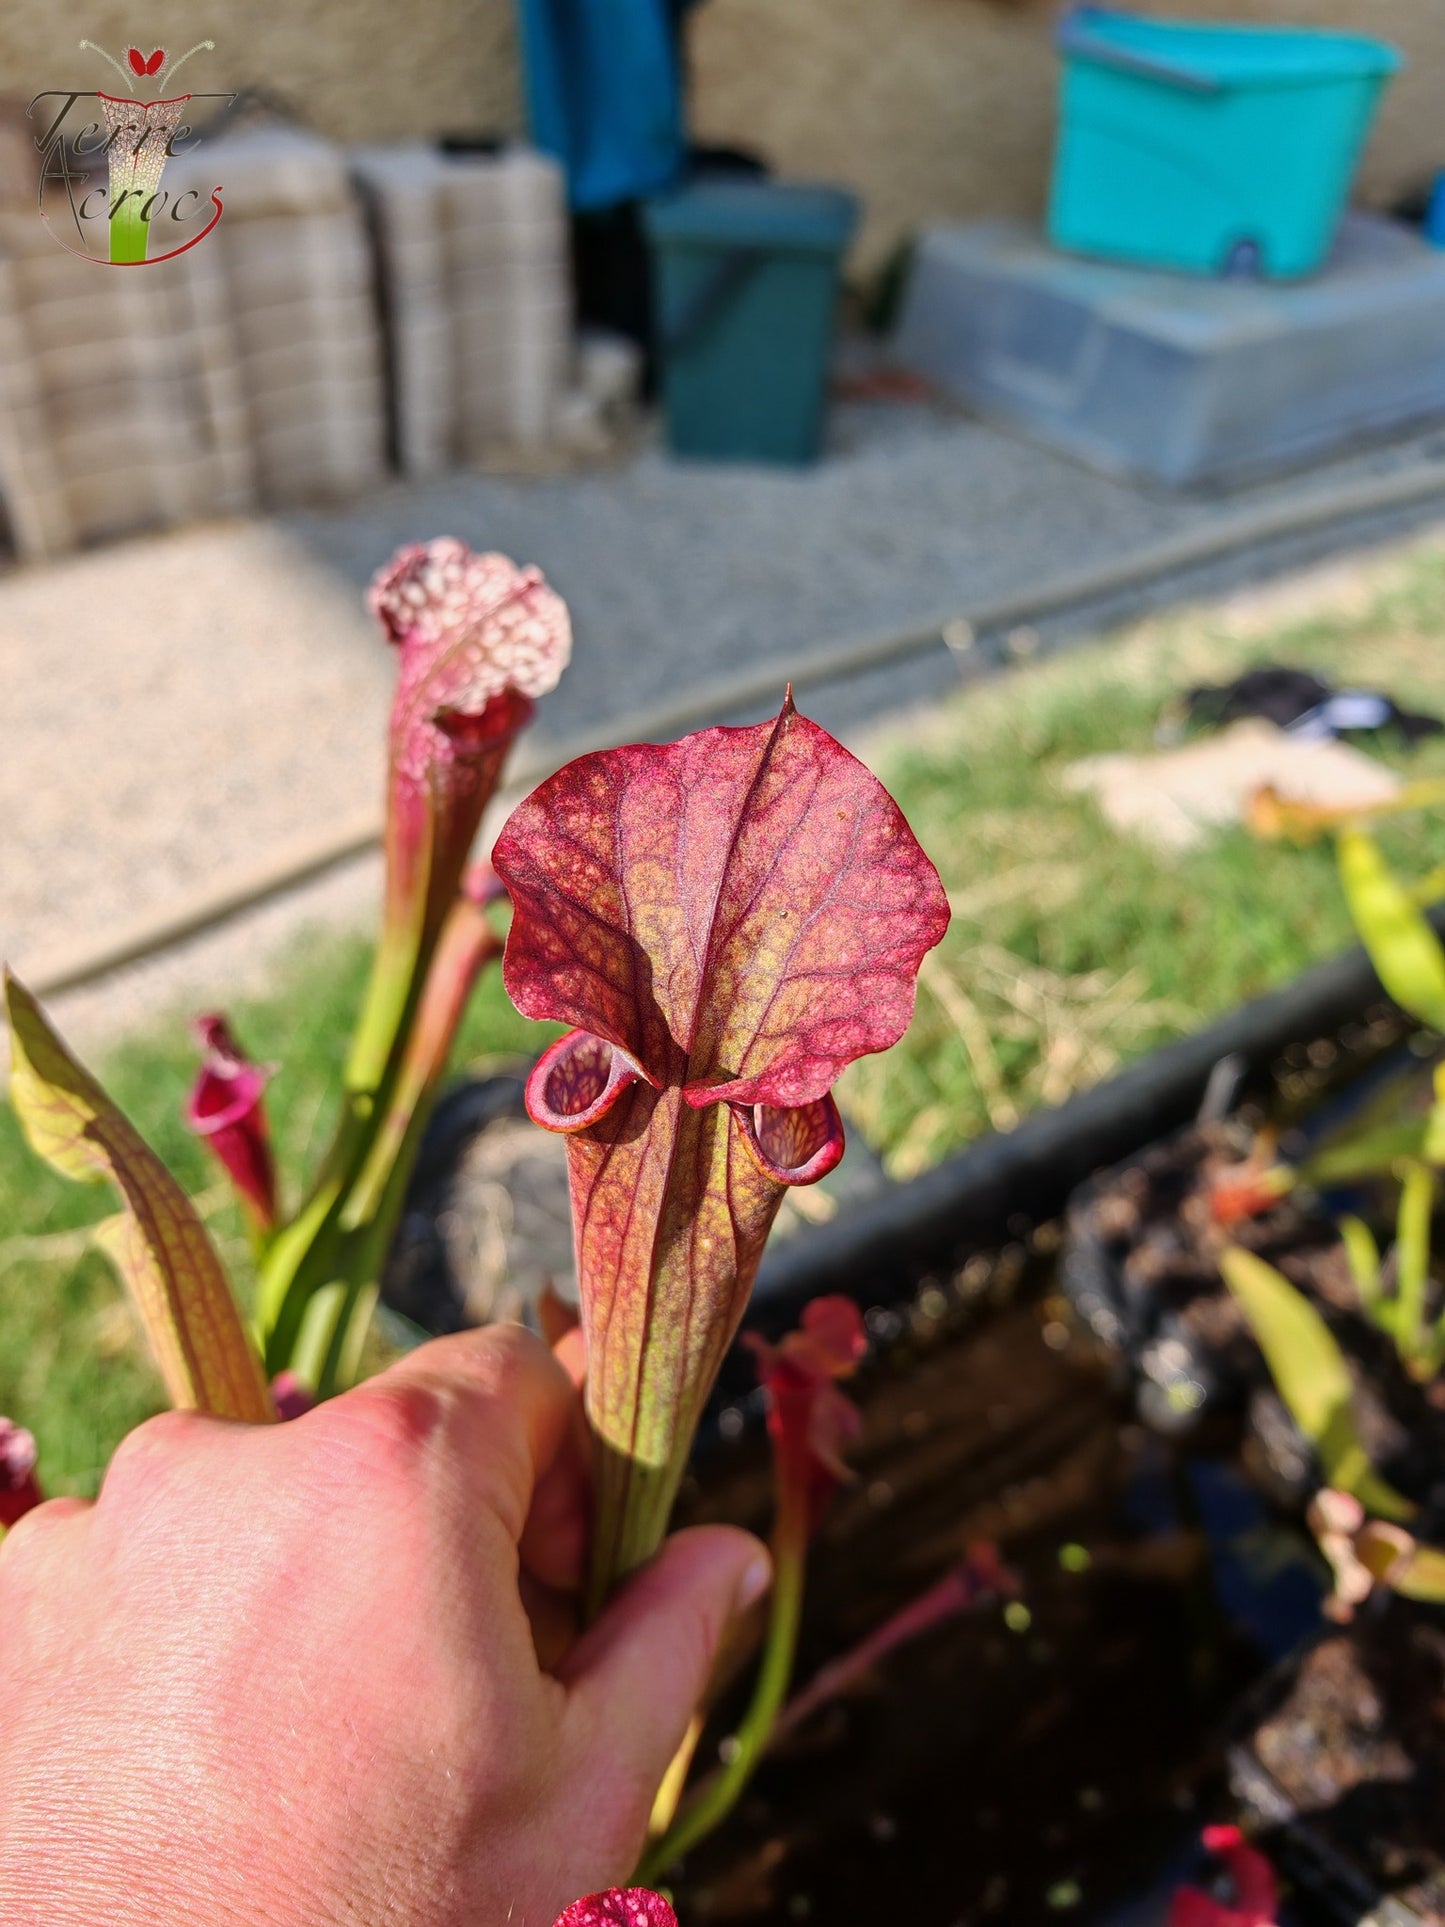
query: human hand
[{"left": 0, "top": 1325, "right": 769, "bottom": 1926}]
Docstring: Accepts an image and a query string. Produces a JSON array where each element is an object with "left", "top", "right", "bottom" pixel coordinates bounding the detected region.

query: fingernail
[{"left": 737, "top": 1552, "right": 773, "bottom": 1612}]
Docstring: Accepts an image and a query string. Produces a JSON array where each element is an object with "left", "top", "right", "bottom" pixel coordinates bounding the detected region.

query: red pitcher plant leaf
[
  {"left": 554, "top": 1891, "right": 678, "bottom": 1927},
  {"left": 497, "top": 691, "right": 944, "bottom": 1107},
  {"left": 494, "top": 696, "right": 948, "bottom": 1601},
  {"left": 343, "top": 538, "right": 568, "bottom": 1134},
  {"left": 1169, "top": 1826, "right": 1278, "bottom": 1927},
  {"left": 5, "top": 972, "right": 274, "bottom": 1425},
  {"left": 186, "top": 1014, "right": 279, "bottom": 1233},
  {"left": 776, "top": 1541, "right": 1020, "bottom": 1741},
  {"left": 1307, "top": 1487, "right": 1375, "bottom": 1622},
  {"left": 258, "top": 554, "right": 565, "bottom": 1382},
  {"left": 1209, "top": 1172, "right": 1289, "bottom": 1229},
  {"left": 0, "top": 1418, "right": 42, "bottom": 1532},
  {"left": 1310, "top": 1489, "right": 1445, "bottom": 1612},
  {"left": 745, "top": 1293, "right": 868, "bottom": 1534},
  {"left": 368, "top": 538, "right": 569, "bottom": 975}
]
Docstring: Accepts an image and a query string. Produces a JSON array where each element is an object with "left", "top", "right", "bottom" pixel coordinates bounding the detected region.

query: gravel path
[
  {"left": 6, "top": 398, "right": 1445, "bottom": 1020},
  {"left": 3, "top": 521, "right": 393, "bottom": 978}
]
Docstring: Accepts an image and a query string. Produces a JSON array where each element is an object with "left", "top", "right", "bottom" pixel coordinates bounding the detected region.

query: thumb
[{"left": 559, "top": 1526, "right": 771, "bottom": 1843}]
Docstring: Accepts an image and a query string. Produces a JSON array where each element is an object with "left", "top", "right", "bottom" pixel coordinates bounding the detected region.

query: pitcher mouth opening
[
  {"left": 733, "top": 1094, "right": 845, "bottom": 1187},
  {"left": 525, "top": 1030, "right": 649, "bottom": 1134},
  {"left": 97, "top": 89, "right": 194, "bottom": 107}
]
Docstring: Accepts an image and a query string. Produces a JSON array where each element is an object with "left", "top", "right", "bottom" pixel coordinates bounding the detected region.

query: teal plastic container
[
  {"left": 644, "top": 180, "right": 858, "bottom": 464},
  {"left": 1049, "top": 8, "right": 1401, "bottom": 280}
]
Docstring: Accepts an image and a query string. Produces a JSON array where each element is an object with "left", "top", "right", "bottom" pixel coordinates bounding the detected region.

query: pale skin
[{"left": 0, "top": 1325, "right": 770, "bottom": 1926}]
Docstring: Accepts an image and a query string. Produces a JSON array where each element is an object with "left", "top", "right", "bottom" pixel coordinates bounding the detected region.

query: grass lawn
[
  {"left": 841, "top": 534, "right": 1445, "bottom": 1173},
  {"left": 6, "top": 529, "right": 1445, "bottom": 1493}
]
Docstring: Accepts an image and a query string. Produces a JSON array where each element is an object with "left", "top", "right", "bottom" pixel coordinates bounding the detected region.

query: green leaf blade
[
  {"left": 5, "top": 971, "right": 274, "bottom": 1424},
  {"left": 1388, "top": 1542, "right": 1445, "bottom": 1604},
  {"left": 1219, "top": 1244, "right": 1415, "bottom": 1522},
  {"left": 1338, "top": 827, "right": 1445, "bottom": 1032},
  {"left": 1393, "top": 1160, "right": 1434, "bottom": 1368},
  {"left": 1338, "top": 1214, "right": 1384, "bottom": 1321}
]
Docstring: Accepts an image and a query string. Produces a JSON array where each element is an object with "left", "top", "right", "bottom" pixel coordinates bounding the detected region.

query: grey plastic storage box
[
  {"left": 644, "top": 180, "right": 857, "bottom": 465},
  {"left": 893, "top": 215, "right": 1445, "bottom": 487}
]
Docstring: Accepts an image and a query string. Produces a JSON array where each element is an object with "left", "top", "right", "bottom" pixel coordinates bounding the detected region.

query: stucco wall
[
  {"left": 0, "top": 3, "right": 522, "bottom": 154},
  {"left": 691, "top": 0, "right": 1445, "bottom": 271},
  {"left": 3, "top": 3, "right": 1440, "bottom": 276}
]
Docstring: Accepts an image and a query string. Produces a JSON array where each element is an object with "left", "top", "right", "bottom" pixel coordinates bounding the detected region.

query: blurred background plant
[
  {"left": 1217, "top": 779, "right": 1445, "bottom": 1616},
  {"left": 4, "top": 540, "right": 569, "bottom": 1466}
]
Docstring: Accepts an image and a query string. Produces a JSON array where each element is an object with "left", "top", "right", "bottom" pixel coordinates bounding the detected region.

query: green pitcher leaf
[
  {"left": 1297, "top": 1119, "right": 1428, "bottom": 1188},
  {"left": 1338, "top": 1214, "right": 1384, "bottom": 1323},
  {"left": 1219, "top": 1245, "right": 1415, "bottom": 1522},
  {"left": 1338, "top": 827, "right": 1445, "bottom": 1032},
  {"left": 1387, "top": 1542, "right": 1445, "bottom": 1603},
  {"left": 1357, "top": 1523, "right": 1445, "bottom": 1603},
  {"left": 1393, "top": 1159, "right": 1435, "bottom": 1371},
  {"left": 5, "top": 971, "right": 274, "bottom": 1423},
  {"left": 1423, "top": 1064, "right": 1445, "bottom": 1166}
]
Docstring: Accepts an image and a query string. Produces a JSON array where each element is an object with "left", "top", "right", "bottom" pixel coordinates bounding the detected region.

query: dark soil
[{"left": 668, "top": 1284, "right": 1305, "bottom": 1926}]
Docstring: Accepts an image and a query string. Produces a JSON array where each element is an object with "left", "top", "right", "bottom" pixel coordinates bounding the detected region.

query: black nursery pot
[
  {"left": 1228, "top": 1600, "right": 1445, "bottom": 1927},
  {"left": 1059, "top": 1114, "right": 1344, "bottom": 1436},
  {"left": 1056, "top": 1027, "right": 1445, "bottom": 1519}
]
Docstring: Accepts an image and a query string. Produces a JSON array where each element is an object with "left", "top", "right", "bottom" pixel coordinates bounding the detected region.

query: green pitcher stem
[
  {"left": 265, "top": 898, "right": 500, "bottom": 1389},
  {"left": 586, "top": 1447, "right": 693, "bottom": 1622},
  {"left": 344, "top": 921, "right": 425, "bottom": 1097},
  {"left": 341, "top": 920, "right": 486, "bottom": 1232},
  {"left": 257, "top": 910, "right": 431, "bottom": 1374},
  {"left": 638, "top": 1484, "right": 809, "bottom": 1880},
  {"left": 256, "top": 1171, "right": 352, "bottom": 1375},
  {"left": 306, "top": 1071, "right": 449, "bottom": 1397}
]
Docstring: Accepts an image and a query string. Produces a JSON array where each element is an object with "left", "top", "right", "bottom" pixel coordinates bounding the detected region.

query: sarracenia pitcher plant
[
  {"left": 493, "top": 692, "right": 949, "bottom": 1604},
  {"left": 5, "top": 599, "right": 949, "bottom": 1877},
  {"left": 6, "top": 537, "right": 568, "bottom": 1411}
]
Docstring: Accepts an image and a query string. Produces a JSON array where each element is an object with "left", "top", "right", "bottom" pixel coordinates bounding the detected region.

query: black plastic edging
[{"left": 744, "top": 913, "right": 1445, "bottom": 1340}]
